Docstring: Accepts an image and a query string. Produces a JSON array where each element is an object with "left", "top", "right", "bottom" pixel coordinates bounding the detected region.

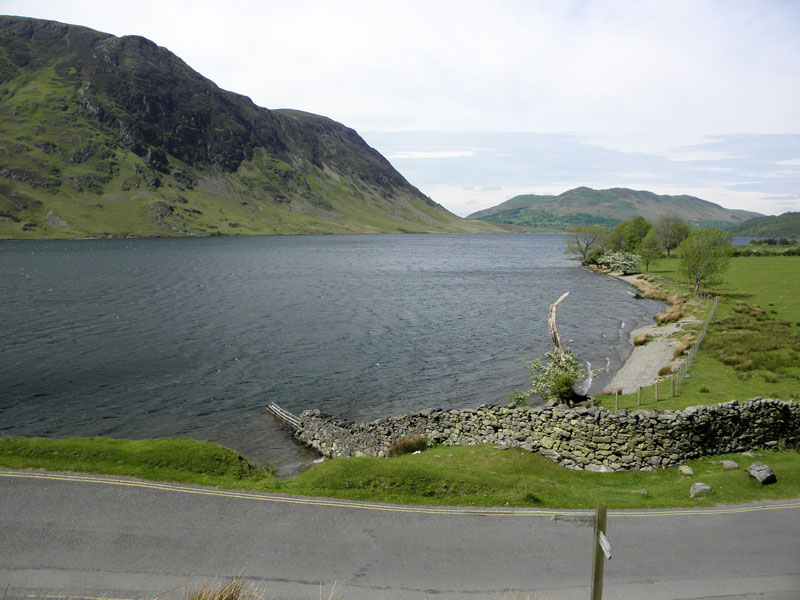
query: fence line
[{"left": 268, "top": 402, "right": 301, "bottom": 431}]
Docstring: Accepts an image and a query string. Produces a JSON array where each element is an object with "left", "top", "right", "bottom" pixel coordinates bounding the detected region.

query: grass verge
[{"left": 1, "top": 437, "right": 798, "bottom": 509}]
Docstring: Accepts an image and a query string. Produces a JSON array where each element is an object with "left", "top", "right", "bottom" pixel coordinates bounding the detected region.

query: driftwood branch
[{"left": 548, "top": 292, "right": 570, "bottom": 355}]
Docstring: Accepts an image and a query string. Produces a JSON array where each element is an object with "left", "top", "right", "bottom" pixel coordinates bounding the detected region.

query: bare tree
[
  {"left": 653, "top": 214, "right": 690, "bottom": 257},
  {"left": 564, "top": 224, "right": 608, "bottom": 262}
]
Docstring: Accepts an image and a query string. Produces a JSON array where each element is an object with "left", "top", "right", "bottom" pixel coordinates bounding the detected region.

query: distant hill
[
  {"left": 726, "top": 212, "right": 800, "bottom": 238},
  {"left": 467, "top": 187, "right": 762, "bottom": 231},
  {"left": 0, "top": 16, "right": 504, "bottom": 238}
]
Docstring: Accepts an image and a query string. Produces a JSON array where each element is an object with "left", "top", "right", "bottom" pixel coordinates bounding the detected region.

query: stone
[
  {"left": 690, "top": 482, "right": 712, "bottom": 498},
  {"left": 585, "top": 464, "right": 614, "bottom": 473},
  {"left": 721, "top": 460, "right": 739, "bottom": 470},
  {"left": 630, "top": 489, "right": 649, "bottom": 495},
  {"left": 679, "top": 465, "right": 694, "bottom": 476},
  {"left": 747, "top": 462, "right": 777, "bottom": 485}
]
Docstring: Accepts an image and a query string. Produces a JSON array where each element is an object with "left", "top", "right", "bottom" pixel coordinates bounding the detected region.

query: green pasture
[{"left": 594, "top": 256, "right": 800, "bottom": 410}]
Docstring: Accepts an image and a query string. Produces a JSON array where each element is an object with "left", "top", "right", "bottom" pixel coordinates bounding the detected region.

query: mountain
[
  {"left": 0, "top": 16, "right": 503, "bottom": 238},
  {"left": 467, "top": 187, "right": 762, "bottom": 231},
  {"left": 726, "top": 212, "right": 800, "bottom": 238}
]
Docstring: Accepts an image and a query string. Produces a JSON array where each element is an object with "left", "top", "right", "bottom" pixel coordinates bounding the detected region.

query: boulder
[
  {"left": 585, "top": 464, "right": 614, "bottom": 473},
  {"left": 747, "top": 462, "right": 777, "bottom": 485},
  {"left": 721, "top": 460, "right": 739, "bottom": 470},
  {"left": 630, "top": 489, "right": 649, "bottom": 495},
  {"left": 679, "top": 465, "right": 694, "bottom": 476},
  {"left": 690, "top": 482, "right": 712, "bottom": 498}
]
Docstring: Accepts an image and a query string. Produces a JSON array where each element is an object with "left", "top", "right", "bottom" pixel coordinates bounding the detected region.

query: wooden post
[
  {"left": 672, "top": 376, "right": 676, "bottom": 397},
  {"left": 549, "top": 292, "right": 570, "bottom": 356},
  {"left": 655, "top": 381, "right": 659, "bottom": 402},
  {"left": 615, "top": 390, "right": 618, "bottom": 411},
  {"left": 637, "top": 386, "right": 641, "bottom": 406},
  {"left": 591, "top": 505, "right": 608, "bottom": 600}
]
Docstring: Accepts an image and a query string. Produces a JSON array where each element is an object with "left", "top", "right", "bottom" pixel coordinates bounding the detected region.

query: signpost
[{"left": 591, "top": 505, "right": 610, "bottom": 600}]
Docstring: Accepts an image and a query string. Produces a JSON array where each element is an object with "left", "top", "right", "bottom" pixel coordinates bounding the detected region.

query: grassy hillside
[
  {"left": 468, "top": 186, "right": 761, "bottom": 231},
  {"left": 727, "top": 212, "right": 800, "bottom": 238},
  {"left": 0, "top": 16, "right": 504, "bottom": 238}
]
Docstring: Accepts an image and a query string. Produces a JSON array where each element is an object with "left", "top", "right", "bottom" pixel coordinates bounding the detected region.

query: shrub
[
  {"left": 388, "top": 434, "right": 429, "bottom": 457},
  {"left": 596, "top": 251, "right": 641, "bottom": 274},
  {"left": 634, "top": 333, "right": 649, "bottom": 346},
  {"left": 699, "top": 385, "right": 710, "bottom": 393},
  {"left": 658, "top": 365, "right": 673, "bottom": 377},
  {"left": 673, "top": 335, "right": 694, "bottom": 358},
  {"left": 585, "top": 247, "right": 606, "bottom": 265},
  {"left": 512, "top": 350, "right": 601, "bottom": 406}
]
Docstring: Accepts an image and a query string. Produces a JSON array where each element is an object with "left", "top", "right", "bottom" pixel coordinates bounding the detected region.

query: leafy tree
[
  {"left": 605, "top": 217, "right": 652, "bottom": 252},
  {"left": 653, "top": 214, "right": 690, "bottom": 257},
  {"left": 509, "top": 350, "right": 600, "bottom": 406},
  {"left": 637, "top": 228, "right": 662, "bottom": 271},
  {"left": 564, "top": 224, "right": 609, "bottom": 262},
  {"left": 677, "top": 229, "right": 733, "bottom": 294}
]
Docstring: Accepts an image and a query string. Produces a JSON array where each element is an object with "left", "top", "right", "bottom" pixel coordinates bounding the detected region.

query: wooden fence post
[{"left": 591, "top": 505, "right": 608, "bottom": 600}]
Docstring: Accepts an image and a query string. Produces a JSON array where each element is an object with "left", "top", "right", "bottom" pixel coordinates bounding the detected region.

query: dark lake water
[{"left": 1, "top": 234, "right": 665, "bottom": 475}]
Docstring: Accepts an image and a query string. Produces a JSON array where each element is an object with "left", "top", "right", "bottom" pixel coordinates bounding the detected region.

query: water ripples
[{"left": 1, "top": 234, "right": 664, "bottom": 475}]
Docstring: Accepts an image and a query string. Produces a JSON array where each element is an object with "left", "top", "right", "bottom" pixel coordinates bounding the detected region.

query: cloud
[{"left": 384, "top": 150, "right": 477, "bottom": 160}]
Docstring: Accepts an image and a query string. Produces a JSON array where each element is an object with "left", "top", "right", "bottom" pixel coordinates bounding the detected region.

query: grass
[
  {"left": 593, "top": 256, "right": 800, "bottom": 410},
  {"left": 0, "top": 437, "right": 275, "bottom": 487},
  {"left": 2, "top": 437, "right": 799, "bottom": 510}
]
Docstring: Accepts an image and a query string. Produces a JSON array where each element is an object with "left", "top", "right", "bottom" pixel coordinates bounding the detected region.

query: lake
[{"left": 1, "top": 234, "right": 665, "bottom": 475}]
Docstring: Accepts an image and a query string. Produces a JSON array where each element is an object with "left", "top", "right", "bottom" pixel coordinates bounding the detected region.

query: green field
[
  {"left": 2, "top": 256, "right": 798, "bottom": 508},
  {"left": 594, "top": 256, "right": 800, "bottom": 411}
]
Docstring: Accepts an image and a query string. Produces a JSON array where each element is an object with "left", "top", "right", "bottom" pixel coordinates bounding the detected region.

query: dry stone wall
[{"left": 295, "top": 397, "right": 799, "bottom": 471}]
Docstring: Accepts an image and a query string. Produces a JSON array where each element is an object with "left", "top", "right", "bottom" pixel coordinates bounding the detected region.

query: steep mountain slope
[
  {"left": 0, "top": 16, "right": 500, "bottom": 238},
  {"left": 468, "top": 187, "right": 762, "bottom": 231},
  {"left": 727, "top": 212, "right": 800, "bottom": 238}
]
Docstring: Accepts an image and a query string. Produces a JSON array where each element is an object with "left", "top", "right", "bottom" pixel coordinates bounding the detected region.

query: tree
[
  {"left": 637, "top": 228, "right": 662, "bottom": 271},
  {"left": 509, "top": 292, "right": 600, "bottom": 407},
  {"left": 653, "top": 214, "right": 690, "bottom": 257},
  {"left": 605, "top": 217, "right": 652, "bottom": 252},
  {"left": 677, "top": 229, "right": 733, "bottom": 294},
  {"left": 564, "top": 224, "right": 609, "bottom": 262},
  {"left": 509, "top": 350, "right": 594, "bottom": 406}
]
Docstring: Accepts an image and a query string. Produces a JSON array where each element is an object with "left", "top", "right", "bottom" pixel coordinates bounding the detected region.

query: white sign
[{"left": 599, "top": 531, "right": 612, "bottom": 560}]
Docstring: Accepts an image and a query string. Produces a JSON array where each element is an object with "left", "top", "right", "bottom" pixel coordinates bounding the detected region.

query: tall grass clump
[
  {"left": 388, "top": 434, "right": 429, "bottom": 457},
  {"left": 188, "top": 577, "right": 265, "bottom": 600}
]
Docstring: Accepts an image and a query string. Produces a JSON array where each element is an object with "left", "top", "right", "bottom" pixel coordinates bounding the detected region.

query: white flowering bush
[
  {"left": 509, "top": 350, "right": 600, "bottom": 406},
  {"left": 597, "top": 251, "right": 641, "bottom": 274}
]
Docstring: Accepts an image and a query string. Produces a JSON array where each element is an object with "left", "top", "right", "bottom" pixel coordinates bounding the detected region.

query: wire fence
[
  {"left": 609, "top": 277, "right": 721, "bottom": 408},
  {"left": 673, "top": 295, "right": 718, "bottom": 395}
]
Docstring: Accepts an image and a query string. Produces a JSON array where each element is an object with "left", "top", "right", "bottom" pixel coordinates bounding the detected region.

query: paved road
[{"left": 1, "top": 469, "right": 799, "bottom": 600}]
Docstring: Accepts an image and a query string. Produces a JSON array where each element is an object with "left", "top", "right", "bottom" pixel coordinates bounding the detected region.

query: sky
[{"left": 3, "top": 0, "right": 800, "bottom": 217}]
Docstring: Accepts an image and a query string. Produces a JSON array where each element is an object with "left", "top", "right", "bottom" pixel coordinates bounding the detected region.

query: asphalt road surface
[{"left": 1, "top": 469, "right": 799, "bottom": 600}]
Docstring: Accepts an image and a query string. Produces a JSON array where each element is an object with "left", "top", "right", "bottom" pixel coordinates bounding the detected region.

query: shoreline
[{"left": 600, "top": 271, "right": 695, "bottom": 395}]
